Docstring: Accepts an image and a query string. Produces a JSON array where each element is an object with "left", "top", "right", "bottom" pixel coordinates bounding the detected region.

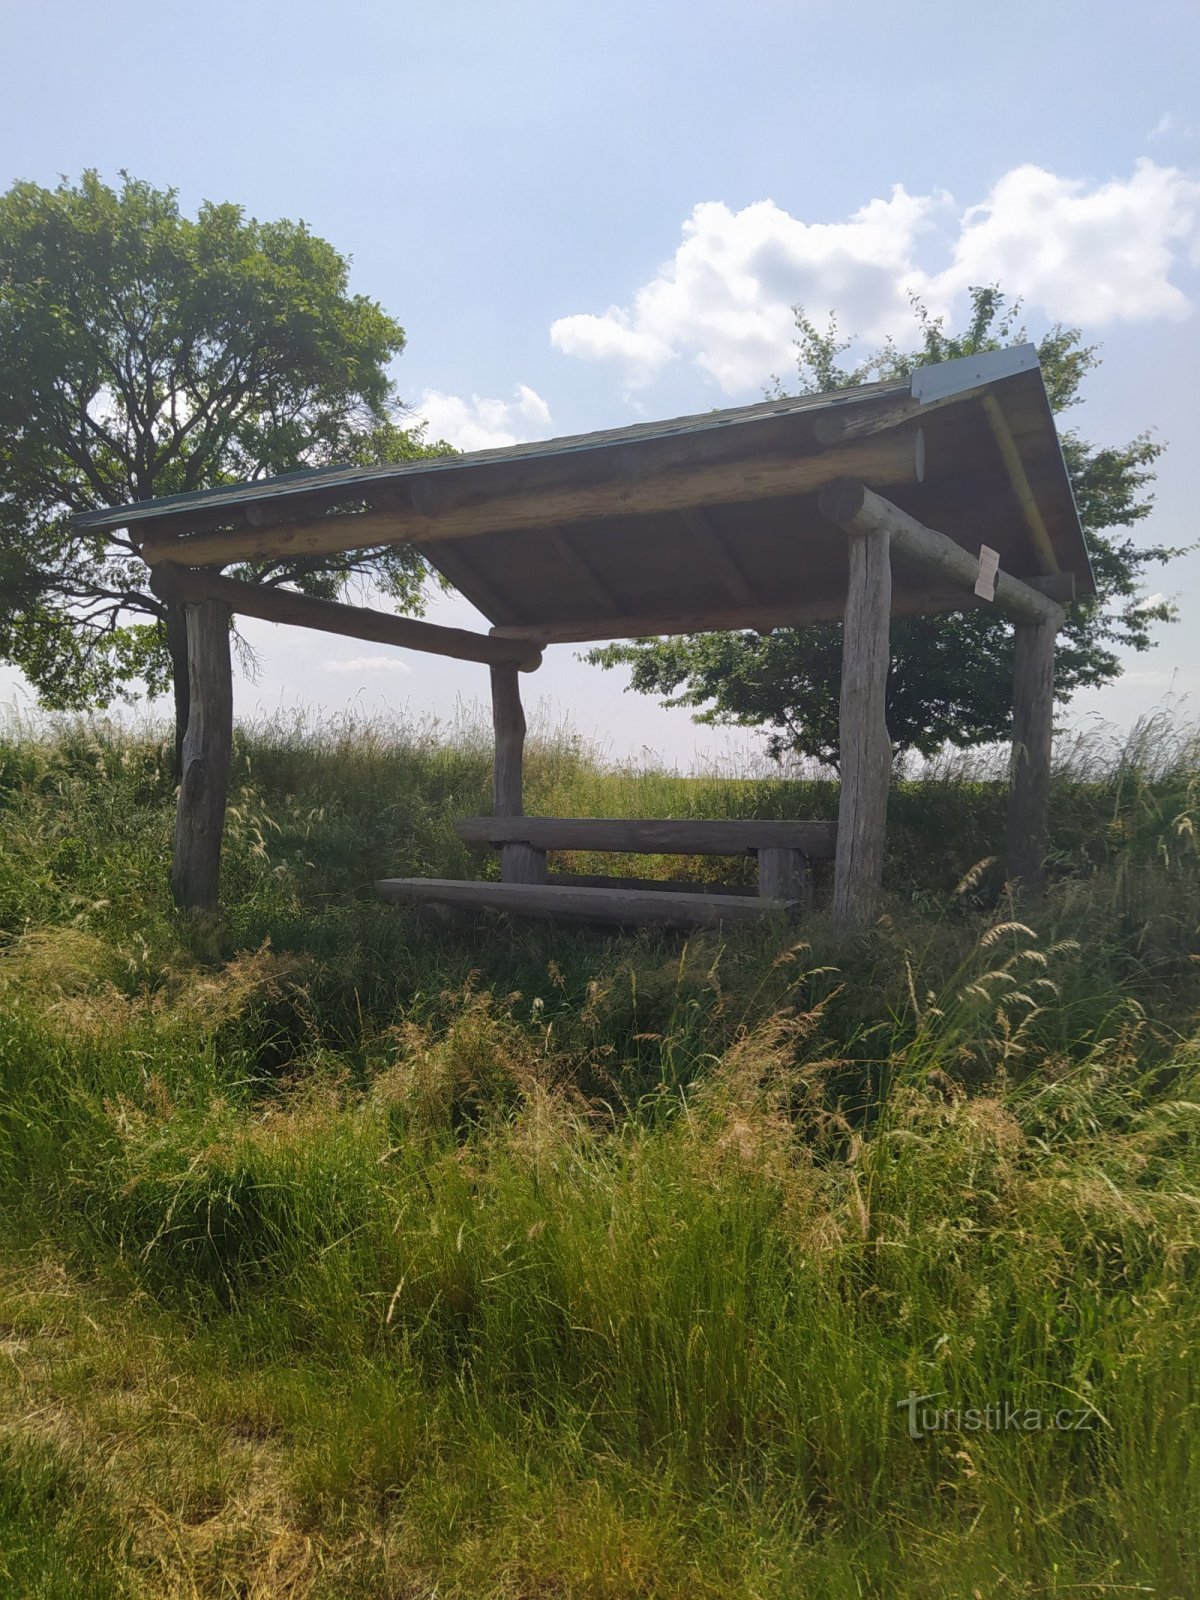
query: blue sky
[{"left": 3, "top": 0, "right": 1199, "bottom": 764}]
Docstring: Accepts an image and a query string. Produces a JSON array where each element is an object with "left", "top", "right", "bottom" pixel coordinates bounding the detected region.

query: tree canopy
[
  {"left": 590, "top": 288, "right": 1180, "bottom": 765},
  {"left": 0, "top": 170, "right": 445, "bottom": 745}
]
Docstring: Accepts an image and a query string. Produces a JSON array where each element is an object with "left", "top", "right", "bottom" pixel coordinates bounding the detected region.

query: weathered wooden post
[
  {"left": 1006, "top": 617, "right": 1058, "bottom": 890},
  {"left": 831, "top": 521, "right": 892, "bottom": 928},
  {"left": 171, "top": 600, "right": 233, "bottom": 911},
  {"left": 758, "top": 846, "right": 813, "bottom": 908},
  {"left": 489, "top": 663, "right": 545, "bottom": 884}
]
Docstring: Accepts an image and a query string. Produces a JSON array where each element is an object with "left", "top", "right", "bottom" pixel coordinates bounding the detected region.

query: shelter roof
[{"left": 76, "top": 345, "right": 1091, "bottom": 642}]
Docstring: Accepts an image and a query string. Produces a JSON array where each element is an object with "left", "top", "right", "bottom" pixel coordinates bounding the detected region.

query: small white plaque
[{"left": 974, "top": 545, "right": 999, "bottom": 601}]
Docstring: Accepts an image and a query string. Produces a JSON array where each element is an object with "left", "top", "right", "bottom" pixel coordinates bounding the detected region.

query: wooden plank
[
  {"left": 546, "top": 872, "right": 748, "bottom": 896},
  {"left": 814, "top": 396, "right": 922, "bottom": 446},
  {"left": 812, "top": 382, "right": 997, "bottom": 446},
  {"left": 171, "top": 601, "right": 233, "bottom": 911},
  {"left": 487, "top": 575, "right": 1075, "bottom": 646},
  {"left": 832, "top": 523, "right": 892, "bottom": 929},
  {"left": 490, "top": 664, "right": 527, "bottom": 816},
  {"left": 819, "top": 480, "right": 1066, "bottom": 628},
  {"left": 149, "top": 562, "right": 542, "bottom": 672},
  {"left": 757, "top": 846, "right": 813, "bottom": 908},
  {"left": 1006, "top": 618, "right": 1057, "bottom": 889},
  {"left": 454, "top": 816, "right": 838, "bottom": 856},
  {"left": 680, "top": 509, "right": 757, "bottom": 605},
  {"left": 374, "top": 878, "right": 797, "bottom": 925},
  {"left": 980, "top": 393, "right": 1060, "bottom": 575},
  {"left": 133, "top": 431, "right": 927, "bottom": 569}
]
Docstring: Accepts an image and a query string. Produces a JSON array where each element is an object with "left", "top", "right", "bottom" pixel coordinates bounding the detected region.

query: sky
[{"left": 3, "top": 0, "right": 1199, "bottom": 767}]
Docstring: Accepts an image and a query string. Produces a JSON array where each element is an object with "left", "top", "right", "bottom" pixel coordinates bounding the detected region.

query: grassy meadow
[{"left": 0, "top": 708, "right": 1198, "bottom": 1598}]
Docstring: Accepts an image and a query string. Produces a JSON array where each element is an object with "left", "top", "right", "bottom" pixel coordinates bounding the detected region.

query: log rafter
[
  {"left": 149, "top": 562, "right": 542, "bottom": 671},
  {"left": 817, "top": 480, "right": 1066, "bottom": 628}
]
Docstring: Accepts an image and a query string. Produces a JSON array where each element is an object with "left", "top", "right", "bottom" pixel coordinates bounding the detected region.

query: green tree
[
  {"left": 0, "top": 171, "right": 445, "bottom": 767},
  {"left": 591, "top": 288, "right": 1180, "bottom": 764}
]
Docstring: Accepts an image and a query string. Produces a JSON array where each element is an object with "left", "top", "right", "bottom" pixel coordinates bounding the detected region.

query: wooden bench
[
  {"left": 468, "top": 815, "right": 834, "bottom": 898},
  {"left": 376, "top": 817, "right": 838, "bottom": 927}
]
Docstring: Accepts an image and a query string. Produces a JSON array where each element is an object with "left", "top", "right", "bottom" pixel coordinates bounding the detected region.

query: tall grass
[{"left": 0, "top": 708, "right": 1197, "bottom": 1596}]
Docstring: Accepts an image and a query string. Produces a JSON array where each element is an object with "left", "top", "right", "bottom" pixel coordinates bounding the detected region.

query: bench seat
[{"left": 375, "top": 878, "right": 798, "bottom": 926}]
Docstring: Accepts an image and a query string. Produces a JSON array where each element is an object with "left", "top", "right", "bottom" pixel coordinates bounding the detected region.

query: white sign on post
[{"left": 975, "top": 545, "right": 999, "bottom": 602}]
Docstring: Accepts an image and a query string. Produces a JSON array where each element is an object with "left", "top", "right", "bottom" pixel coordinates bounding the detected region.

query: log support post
[
  {"left": 817, "top": 479, "right": 1070, "bottom": 924},
  {"left": 490, "top": 663, "right": 546, "bottom": 884},
  {"left": 832, "top": 525, "right": 892, "bottom": 929},
  {"left": 171, "top": 601, "right": 233, "bottom": 911},
  {"left": 758, "top": 847, "right": 812, "bottom": 908},
  {"left": 1006, "top": 618, "right": 1058, "bottom": 890}
]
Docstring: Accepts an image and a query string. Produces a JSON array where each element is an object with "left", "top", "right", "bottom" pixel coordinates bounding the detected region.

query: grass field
[{"left": 0, "top": 709, "right": 1198, "bottom": 1597}]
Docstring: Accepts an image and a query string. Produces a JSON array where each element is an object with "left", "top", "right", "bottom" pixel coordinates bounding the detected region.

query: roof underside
[{"left": 77, "top": 349, "right": 1093, "bottom": 641}]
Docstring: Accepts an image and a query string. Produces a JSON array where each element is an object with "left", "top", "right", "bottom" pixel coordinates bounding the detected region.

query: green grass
[{"left": 0, "top": 708, "right": 1197, "bottom": 1596}]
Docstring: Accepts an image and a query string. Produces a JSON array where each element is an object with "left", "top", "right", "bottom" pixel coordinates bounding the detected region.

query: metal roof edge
[{"left": 910, "top": 343, "right": 1040, "bottom": 405}]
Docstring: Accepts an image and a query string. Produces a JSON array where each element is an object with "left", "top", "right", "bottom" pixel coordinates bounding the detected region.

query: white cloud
[
  {"left": 324, "top": 656, "right": 412, "bottom": 674},
  {"left": 936, "top": 161, "right": 1200, "bottom": 325},
  {"left": 551, "top": 162, "right": 1200, "bottom": 398},
  {"left": 411, "top": 383, "right": 553, "bottom": 451},
  {"left": 1149, "top": 112, "right": 1199, "bottom": 141},
  {"left": 552, "top": 189, "right": 942, "bottom": 394}
]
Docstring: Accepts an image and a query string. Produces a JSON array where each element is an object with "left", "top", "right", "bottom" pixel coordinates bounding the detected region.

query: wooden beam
[
  {"left": 148, "top": 562, "right": 541, "bottom": 672},
  {"left": 546, "top": 527, "right": 624, "bottom": 610},
  {"left": 1028, "top": 574, "right": 1076, "bottom": 603},
  {"left": 1007, "top": 618, "right": 1058, "bottom": 890},
  {"left": 171, "top": 601, "right": 233, "bottom": 911},
  {"left": 455, "top": 816, "right": 838, "bottom": 856},
  {"left": 819, "top": 481, "right": 1066, "bottom": 628},
  {"left": 375, "top": 878, "right": 797, "bottom": 925},
  {"left": 680, "top": 509, "right": 757, "bottom": 605},
  {"left": 133, "top": 431, "right": 927, "bottom": 569},
  {"left": 491, "top": 600, "right": 846, "bottom": 644},
  {"left": 980, "top": 393, "right": 1060, "bottom": 575},
  {"left": 421, "top": 538, "right": 527, "bottom": 626},
  {"left": 832, "top": 522, "right": 892, "bottom": 929},
  {"left": 487, "top": 575, "right": 1076, "bottom": 647}
]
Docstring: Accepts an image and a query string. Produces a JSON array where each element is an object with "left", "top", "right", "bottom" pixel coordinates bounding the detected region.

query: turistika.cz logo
[{"left": 896, "top": 1391, "right": 1100, "bottom": 1441}]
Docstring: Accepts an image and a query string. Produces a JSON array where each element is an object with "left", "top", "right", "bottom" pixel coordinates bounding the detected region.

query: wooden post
[
  {"left": 832, "top": 526, "right": 892, "bottom": 929},
  {"left": 490, "top": 663, "right": 545, "bottom": 884},
  {"left": 758, "top": 846, "right": 812, "bottom": 908},
  {"left": 171, "top": 601, "right": 233, "bottom": 910},
  {"left": 1007, "top": 618, "right": 1058, "bottom": 890}
]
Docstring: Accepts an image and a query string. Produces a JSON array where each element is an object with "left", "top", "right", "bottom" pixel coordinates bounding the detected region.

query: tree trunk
[
  {"left": 164, "top": 602, "right": 191, "bottom": 783},
  {"left": 171, "top": 602, "right": 233, "bottom": 911}
]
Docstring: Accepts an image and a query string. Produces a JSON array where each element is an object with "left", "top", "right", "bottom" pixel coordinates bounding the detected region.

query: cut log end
[{"left": 818, "top": 477, "right": 868, "bottom": 528}]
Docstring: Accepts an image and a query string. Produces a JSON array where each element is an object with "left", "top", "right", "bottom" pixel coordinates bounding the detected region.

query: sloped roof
[{"left": 75, "top": 345, "right": 1091, "bottom": 641}]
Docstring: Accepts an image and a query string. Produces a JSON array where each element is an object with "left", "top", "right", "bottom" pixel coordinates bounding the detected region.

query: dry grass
[{"left": 0, "top": 713, "right": 1198, "bottom": 1595}]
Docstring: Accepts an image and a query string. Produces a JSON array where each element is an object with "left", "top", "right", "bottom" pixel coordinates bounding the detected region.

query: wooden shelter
[{"left": 75, "top": 343, "right": 1091, "bottom": 929}]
